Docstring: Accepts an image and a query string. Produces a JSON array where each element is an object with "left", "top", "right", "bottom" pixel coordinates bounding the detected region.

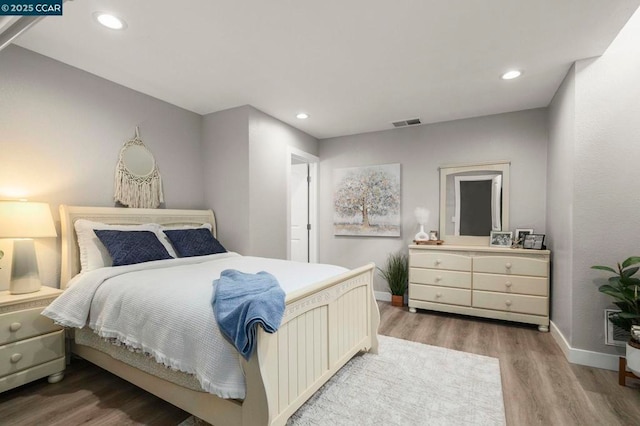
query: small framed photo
[
  {"left": 489, "top": 231, "right": 513, "bottom": 247},
  {"left": 523, "top": 234, "right": 545, "bottom": 250},
  {"left": 514, "top": 228, "right": 534, "bottom": 245}
]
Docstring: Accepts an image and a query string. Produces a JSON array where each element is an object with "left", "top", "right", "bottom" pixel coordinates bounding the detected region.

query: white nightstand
[{"left": 0, "top": 286, "right": 65, "bottom": 393}]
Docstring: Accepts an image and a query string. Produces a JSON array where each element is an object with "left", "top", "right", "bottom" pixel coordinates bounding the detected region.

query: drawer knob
[
  {"left": 505, "top": 300, "right": 512, "bottom": 307},
  {"left": 10, "top": 353, "right": 23, "bottom": 363},
  {"left": 505, "top": 263, "right": 512, "bottom": 269},
  {"left": 9, "top": 322, "right": 22, "bottom": 332},
  {"left": 435, "top": 275, "right": 442, "bottom": 282},
  {"left": 505, "top": 282, "right": 513, "bottom": 288},
  {"left": 435, "top": 259, "right": 442, "bottom": 265}
]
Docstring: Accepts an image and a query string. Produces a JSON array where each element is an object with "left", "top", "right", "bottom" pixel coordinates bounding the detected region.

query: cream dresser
[
  {"left": 0, "top": 286, "right": 65, "bottom": 392},
  {"left": 408, "top": 244, "right": 550, "bottom": 331}
]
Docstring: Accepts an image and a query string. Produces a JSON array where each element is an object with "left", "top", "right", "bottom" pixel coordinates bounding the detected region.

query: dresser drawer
[
  {"left": 473, "top": 291, "right": 548, "bottom": 316},
  {"left": 473, "top": 256, "right": 548, "bottom": 277},
  {"left": 409, "top": 284, "right": 471, "bottom": 306},
  {"left": 410, "top": 268, "right": 471, "bottom": 289},
  {"left": 410, "top": 253, "right": 471, "bottom": 272},
  {"left": 0, "top": 307, "right": 62, "bottom": 346},
  {"left": 0, "top": 330, "right": 64, "bottom": 377},
  {"left": 473, "top": 273, "right": 548, "bottom": 296}
]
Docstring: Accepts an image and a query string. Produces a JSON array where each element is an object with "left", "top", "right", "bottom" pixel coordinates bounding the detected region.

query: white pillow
[
  {"left": 158, "top": 223, "right": 213, "bottom": 258},
  {"left": 74, "top": 219, "right": 174, "bottom": 272}
]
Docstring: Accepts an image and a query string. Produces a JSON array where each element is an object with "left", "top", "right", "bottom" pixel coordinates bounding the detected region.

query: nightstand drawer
[
  {"left": 473, "top": 291, "right": 548, "bottom": 316},
  {"left": 410, "top": 268, "right": 471, "bottom": 289},
  {"left": 0, "top": 330, "right": 64, "bottom": 377},
  {"left": 473, "top": 256, "right": 548, "bottom": 277},
  {"left": 0, "top": 307, "right": 62, "bottom": 346},
  {"left": 473, "top": 273, "right": 548, "bottom": 296},
  {"left": 409, "top": 284, "right": 471, "bottom": 306},
  {"left": 410, "top": 253, "right": 471, "bottom": 272}
]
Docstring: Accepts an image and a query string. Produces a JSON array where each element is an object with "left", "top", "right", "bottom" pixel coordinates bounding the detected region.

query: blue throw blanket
[{"left": 212, "top": 269, "right": 286, "bottom": 360}]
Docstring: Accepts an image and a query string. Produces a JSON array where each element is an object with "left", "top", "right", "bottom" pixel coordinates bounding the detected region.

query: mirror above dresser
[{"left": 439, "top": 160, "right": 510, "bottom": 246}]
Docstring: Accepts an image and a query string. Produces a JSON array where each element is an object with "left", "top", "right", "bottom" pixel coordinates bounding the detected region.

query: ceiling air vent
[{"left": 392, "top": 118, "right": 421, "bottom": 128}]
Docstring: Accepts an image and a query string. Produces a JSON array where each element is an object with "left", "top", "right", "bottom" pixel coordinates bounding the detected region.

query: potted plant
[
  {"left": 378, "top": 251, "right": 409, "bottom": 307},
  {"left": 592, "top": 256, "right": 640, "bottom": 375}
]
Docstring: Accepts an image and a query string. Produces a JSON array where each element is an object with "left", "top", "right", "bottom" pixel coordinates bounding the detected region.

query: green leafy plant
[
  {"left": 378, "top": 252, "right": 409, "bottom": 296},
  {"left": 592, "top": 256, "right": 640, "bottom": 334}
]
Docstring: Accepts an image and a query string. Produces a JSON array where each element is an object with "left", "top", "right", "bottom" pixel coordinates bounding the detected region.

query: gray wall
[
  {"left": 319, "top": 109, "right": 549, "bottom": 292},
  {"left": 0, "top": 46, "right": 205, "bottom": 289},
  {"left": 202, "top": 106, "right": 251, "bottom": 254},
  {"left": 552, "top": 8, "right": 640, "bottom": 354},
  {"left": 547, "top": 66, "right": 576, "bottom": 343},
  {"left": 202, "top": 105, "right": 318, "bottom": 259},
  {"left": 248, "top": 107, "right": 318, "bottom": 259}
]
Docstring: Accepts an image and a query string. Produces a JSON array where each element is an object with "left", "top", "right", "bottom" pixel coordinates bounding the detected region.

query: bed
[{"left": 54, "top": 205, "right": 380, "bottom": 426}]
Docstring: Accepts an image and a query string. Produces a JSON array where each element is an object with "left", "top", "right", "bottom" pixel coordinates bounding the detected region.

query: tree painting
[{"left": 333, "top": 164, "right": 401, "bottom": 236}]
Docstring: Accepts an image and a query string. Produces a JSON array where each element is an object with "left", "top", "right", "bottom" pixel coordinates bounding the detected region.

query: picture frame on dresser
[
  {"left": 489, "top": 230, "right": 512, "bottom": 247},
  {"left": 514, "top": 228, "right": 534, "bottom": 244},
  {"left": 523, "top": 234, "right": 545, "bottom": 250}
]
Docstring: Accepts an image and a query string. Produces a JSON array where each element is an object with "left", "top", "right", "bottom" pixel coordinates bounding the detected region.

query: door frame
[{"left": 286, "top": 147, "right": 318, "bottom": 263}]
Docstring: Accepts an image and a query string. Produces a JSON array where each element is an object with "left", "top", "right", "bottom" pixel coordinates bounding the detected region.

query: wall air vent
[
  {"left": 392, "top": 118, "right": 421, "bottom": 128},
  {"left": 604, "top": 309, "right": 630, "bottom": 346}
]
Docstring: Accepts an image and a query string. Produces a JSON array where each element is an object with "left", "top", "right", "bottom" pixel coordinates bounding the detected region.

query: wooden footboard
[{"left": 242, "top": 263, "right": 379, "bottom": 426}]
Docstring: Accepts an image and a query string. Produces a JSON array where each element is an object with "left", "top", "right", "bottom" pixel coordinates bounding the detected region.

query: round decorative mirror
[
  {"left": 114, "top": 128, "right": 164, "bottom": 208},
  {"left": 122, "top": 144, "right": 155, "bottom": 176}
]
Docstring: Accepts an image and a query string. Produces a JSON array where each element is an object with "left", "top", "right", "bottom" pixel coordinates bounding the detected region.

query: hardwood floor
[
  {"left": 378, "top": 303, "right": 640, "bottom": 426},
  {"left": 1, "top": 302, "right": 639, "bottom": 425}
]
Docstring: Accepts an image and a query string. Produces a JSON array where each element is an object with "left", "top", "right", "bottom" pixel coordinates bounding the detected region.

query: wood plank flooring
[{"left": 1, "top": 302, "right": 639, "bottom": 425}]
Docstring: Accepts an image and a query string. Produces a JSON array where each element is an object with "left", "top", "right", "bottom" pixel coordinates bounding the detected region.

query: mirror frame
[{"left": 439, "top": 160, "right": 510, "bottom": 246}]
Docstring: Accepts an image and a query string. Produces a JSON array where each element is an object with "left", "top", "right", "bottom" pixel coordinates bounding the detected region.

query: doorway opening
[{"left": 287, "top": 148, "right": 318, "bottom": 263}]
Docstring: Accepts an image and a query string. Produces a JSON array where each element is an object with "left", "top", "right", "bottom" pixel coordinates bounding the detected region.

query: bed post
[
  {"left": 367, "top": 265, "right": 380, "bottom": 354},
  {"left": 241, "top": 330, "right": 280, "bottom": 426}
]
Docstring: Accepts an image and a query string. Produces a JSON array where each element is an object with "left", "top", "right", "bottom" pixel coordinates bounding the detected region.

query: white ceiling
[{"left": 12, "top": 0, "right": 640, "bottom": 139}]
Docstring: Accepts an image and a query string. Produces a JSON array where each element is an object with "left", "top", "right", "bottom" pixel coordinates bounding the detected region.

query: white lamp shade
[{"left": 0, "top": 201, "right": 57, "bottom": 238}]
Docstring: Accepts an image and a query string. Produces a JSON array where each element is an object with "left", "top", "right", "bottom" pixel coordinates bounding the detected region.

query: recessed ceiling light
[
  {"left": 93, "top": 12, "right": 127, "bottom": 30},
  {"left": 296, "top": 113, "right": 309, "bottom": 119},
  {"left": 501, "top": 70, "right": 522, "bottom": 80}
]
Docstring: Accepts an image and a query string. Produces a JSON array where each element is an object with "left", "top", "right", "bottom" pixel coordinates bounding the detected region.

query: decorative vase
[
  {"left": 391, "top": 295, "right": 404, "bottom": 307},
  {"left": 414, "top": 224, "right": 429, "bottom": 241},
  {"left": 626, "top": 340, "right": 640, "bottom": 376},
  {"left": 414, "top": 207, "right": 430, "bottom": 241}
]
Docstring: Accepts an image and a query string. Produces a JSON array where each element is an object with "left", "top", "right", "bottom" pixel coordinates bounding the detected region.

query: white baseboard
[
  {"left": 374, "top": 291, "right": 391, "bottom": 302},
  {"left": 550, "top": 321, "right": 623, "bottom": 371}
]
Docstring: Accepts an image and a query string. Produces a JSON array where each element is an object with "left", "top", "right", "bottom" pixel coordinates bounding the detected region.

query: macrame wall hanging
[{"left": 114, "top": 127, "right": 164, "bottom": 208}]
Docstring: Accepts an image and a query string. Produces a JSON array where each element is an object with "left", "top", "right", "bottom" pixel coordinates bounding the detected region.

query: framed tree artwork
[{"left": 333, "top": 163, "right": 401, "bottom": 236}]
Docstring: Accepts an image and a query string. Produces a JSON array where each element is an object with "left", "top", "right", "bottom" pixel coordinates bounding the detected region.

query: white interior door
[{"left": 290, "top": 163, "right": 309, "bottom": 262}]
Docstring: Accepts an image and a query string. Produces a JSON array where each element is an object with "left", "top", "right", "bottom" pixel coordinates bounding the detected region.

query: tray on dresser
[{"left": 413, "top": 240, "right": 444, "bottom": 245}]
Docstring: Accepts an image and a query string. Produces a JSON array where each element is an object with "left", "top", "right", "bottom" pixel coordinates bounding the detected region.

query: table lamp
[{"left": 0, "top": 201, "right": 57, "bottom": 294}]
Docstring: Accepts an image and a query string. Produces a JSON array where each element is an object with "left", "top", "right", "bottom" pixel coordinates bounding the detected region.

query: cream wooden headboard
[{"left": 59, "top": 205, "right": 217, "bottom": 289}]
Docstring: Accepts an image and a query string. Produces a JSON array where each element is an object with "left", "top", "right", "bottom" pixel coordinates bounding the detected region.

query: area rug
[{"left": 179, "top": 335, "right": 506, "bottom": 425}]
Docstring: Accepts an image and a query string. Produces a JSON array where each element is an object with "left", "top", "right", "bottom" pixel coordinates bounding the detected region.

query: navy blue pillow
[
  {"left": 163, "top": 228, "right": 227, "bottom": 257},
  {"left": 94, "top": 230, "right": 173, "bottom": 267}
]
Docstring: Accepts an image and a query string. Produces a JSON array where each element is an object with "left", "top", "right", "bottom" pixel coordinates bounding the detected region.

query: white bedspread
[{"left": 43, "top": 252, "right": 348, "bottom": 399}]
